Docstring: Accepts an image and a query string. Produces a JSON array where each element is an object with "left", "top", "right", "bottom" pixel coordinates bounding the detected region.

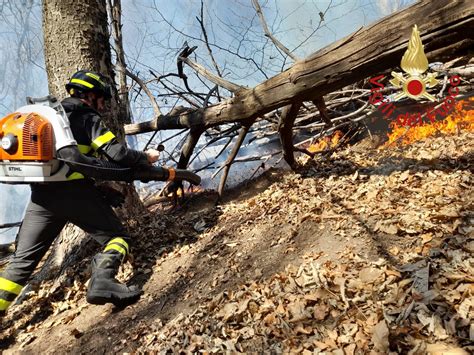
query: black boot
[{"left": 86, "top": 251, "right": 142, "bottom": 307}]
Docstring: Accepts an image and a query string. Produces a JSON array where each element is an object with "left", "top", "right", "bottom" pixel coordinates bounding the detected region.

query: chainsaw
[{"left": 0, "top": 96, "right": 201, "bottom": 185}]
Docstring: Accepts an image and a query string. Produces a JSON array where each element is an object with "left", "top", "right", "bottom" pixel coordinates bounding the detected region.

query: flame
[
  {"left": 167, "top": 184, "right": 203, "bottom": 198},
  {"left": 385, "top": 98, "right": 474, "bottom": 146},
  {"left": 308, "top": 130, "right": 343, "bottom": 153},
  {"left": 400, "top": 25, "right": 429, "bottom": 76}
]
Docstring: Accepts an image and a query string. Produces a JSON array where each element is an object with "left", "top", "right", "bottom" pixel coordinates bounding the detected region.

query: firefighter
[{"left": 0, "top": 70, "right": 160, "bottom": 314}]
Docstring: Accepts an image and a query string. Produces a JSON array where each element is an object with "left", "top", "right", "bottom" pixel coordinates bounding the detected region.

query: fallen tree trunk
[{"left": 125, "top": 0, "right": 473, "bottom": 135}]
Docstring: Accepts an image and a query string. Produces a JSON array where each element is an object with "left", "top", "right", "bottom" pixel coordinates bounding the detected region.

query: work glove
[{"left": 145, "top": 149, "right": 160, "bottom": 164}]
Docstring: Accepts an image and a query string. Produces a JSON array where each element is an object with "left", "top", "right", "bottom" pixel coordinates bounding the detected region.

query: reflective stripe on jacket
[{"left": 61, "top": 97, "right": 148, "bottom": 180}]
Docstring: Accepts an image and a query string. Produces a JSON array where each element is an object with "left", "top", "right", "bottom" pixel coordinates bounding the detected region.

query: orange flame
[
  {"left": 308, "top": 130, "right": 343, "bottom": 153},
  {"left": 167, "top": 184, "right": 203, "bottom": 198},
  {"left": 385, "top": 98, "right": 474, "bottom": 146}
]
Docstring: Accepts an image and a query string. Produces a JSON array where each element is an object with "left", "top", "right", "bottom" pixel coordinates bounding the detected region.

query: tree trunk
[
  {"left": 43, "top": 0, "right": 125, "bottom": 136},
  {"left": 125, "top": 0, "right": 473, "bottom": 135}
]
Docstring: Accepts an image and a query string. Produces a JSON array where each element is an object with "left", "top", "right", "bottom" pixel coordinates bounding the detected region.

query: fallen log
[{"left": 124, "top": 0, "right": 473, "bottom": 136}]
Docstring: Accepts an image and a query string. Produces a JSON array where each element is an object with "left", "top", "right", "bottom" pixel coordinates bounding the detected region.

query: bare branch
[
  {"left": 218, "top": 119, "right": 255, "bottom": 197},
  {"left": 107, "top": 0, "right": 131, "bottom": 122},
  {"left": 291, "top": 0, "right": 333, "bottom": 53},
  {"left": 313, "top": 97, "right": 332, "bottom": 126},
  {"left": 125, "top": 69, "right": 162, "bottom": 117},
  {"left": 252, "top": 0, "right": 299, "bottom": 61},
  {"left": 197, "top": 0, "right": 222, "bottom": 78},
  {"left": 149, "top": 1, "right": 270, "bottom": 80},
  {"left": 179, "top": 55, "right": 245, "bottom": 93},
  {"left": 278, "top": 103, "right": 302, "bottom": 168}
]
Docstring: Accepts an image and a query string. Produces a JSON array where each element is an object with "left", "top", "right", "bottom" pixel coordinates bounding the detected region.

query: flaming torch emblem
[{"left": 390, "top": 25, "right": 438, "bottom": 101}]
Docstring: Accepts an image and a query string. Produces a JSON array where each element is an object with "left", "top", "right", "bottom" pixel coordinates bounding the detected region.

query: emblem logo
[{"left": 390, "top": 25, "right": 438, "bottom": 102}]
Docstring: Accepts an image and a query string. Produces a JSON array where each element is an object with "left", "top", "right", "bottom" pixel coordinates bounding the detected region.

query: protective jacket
[
  {"left": 61, "top": 97, "right": 148, "bottom": 180},
  {"left": 0, "top": 98, "right": 143, "bottom": 312}
]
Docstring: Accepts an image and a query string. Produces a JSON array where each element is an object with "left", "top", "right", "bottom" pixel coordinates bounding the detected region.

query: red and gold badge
[{"left": 390, "top": 25, "right": 438, "bottom": 102}]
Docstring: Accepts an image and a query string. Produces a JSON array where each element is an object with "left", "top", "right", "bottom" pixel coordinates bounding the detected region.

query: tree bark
[
  {"left": 43, "top": 0, "right": 125, "bottom": 136},
  {"left": 125, "top": 0, "right": 473, "bottom": 135}
]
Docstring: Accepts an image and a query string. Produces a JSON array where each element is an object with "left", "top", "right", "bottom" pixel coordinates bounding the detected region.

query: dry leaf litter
[{"left": 0, "top": 127, "right": 472, "bottom": 354}]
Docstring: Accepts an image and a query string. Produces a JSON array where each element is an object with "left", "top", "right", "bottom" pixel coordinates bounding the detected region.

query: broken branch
[{"left": 252, "top": 0, "right": 299, "bottom": 61}]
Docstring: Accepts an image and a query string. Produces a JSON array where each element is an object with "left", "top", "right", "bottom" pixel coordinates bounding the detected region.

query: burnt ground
[{"left": 0, "top": 129, "right": 472, "bottom": 354}]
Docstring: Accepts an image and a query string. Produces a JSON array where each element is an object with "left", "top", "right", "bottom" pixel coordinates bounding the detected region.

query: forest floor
[{"left": 0, "top": 116, "right": 473, "bottom": 353}]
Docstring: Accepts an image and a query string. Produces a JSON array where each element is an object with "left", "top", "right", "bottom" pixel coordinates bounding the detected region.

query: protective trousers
[{"left": 0, "top": 180, "right": 130, "bottom": 311}]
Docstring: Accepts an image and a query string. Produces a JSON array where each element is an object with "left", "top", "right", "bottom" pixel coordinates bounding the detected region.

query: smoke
[
  {"left": 0, "top": 185, "right": 29, "bottom": 245},
  {"left": 0, "top": 1, "right": 44, "bottom": 244}
]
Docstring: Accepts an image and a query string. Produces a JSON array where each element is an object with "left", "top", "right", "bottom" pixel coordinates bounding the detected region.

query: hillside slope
[{"left": 1, "top": 119, "right": 473, "bottom": 353}]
